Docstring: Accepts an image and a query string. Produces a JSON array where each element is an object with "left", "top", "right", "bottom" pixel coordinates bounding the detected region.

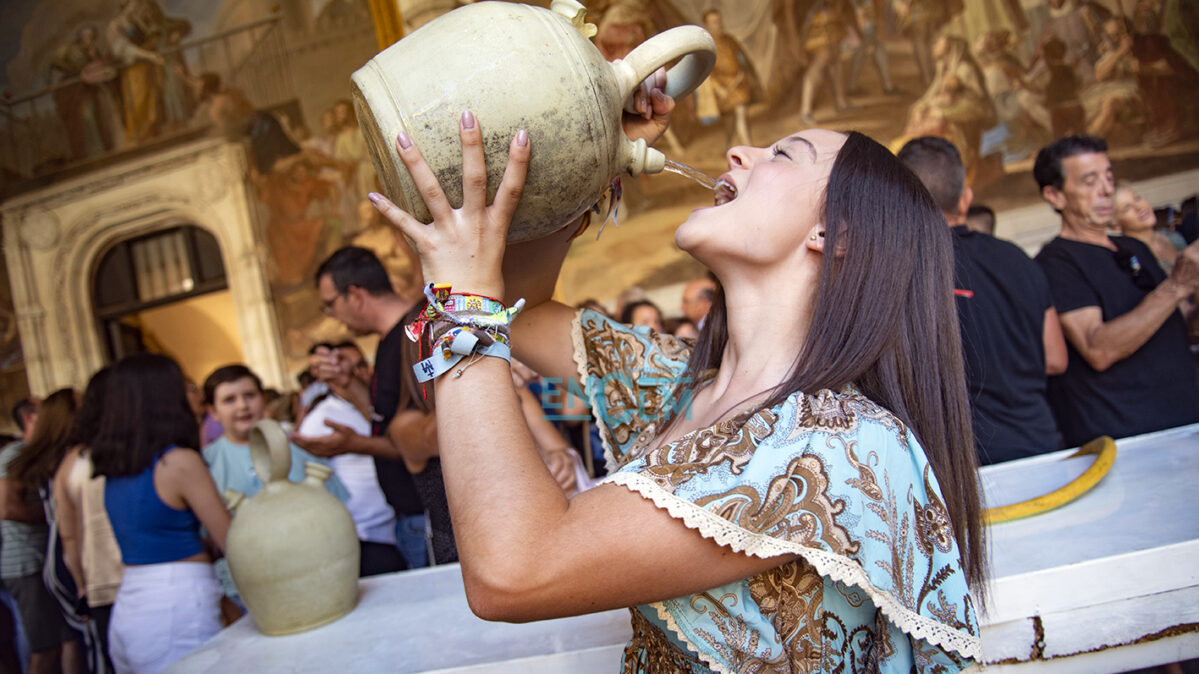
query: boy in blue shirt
[
  {"left": 202, "top": 364, "right": 349, "bottom": 602},
  {"left": 202, "top": 364, "right": 349, "bottom": 502}
]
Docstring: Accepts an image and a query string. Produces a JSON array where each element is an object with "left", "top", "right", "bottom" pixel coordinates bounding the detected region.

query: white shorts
[{"left": 109, "top": 562, "right": 222, "bottom": 674}]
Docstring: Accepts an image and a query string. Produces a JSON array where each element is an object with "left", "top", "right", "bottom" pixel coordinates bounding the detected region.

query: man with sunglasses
[{"left": 1033, "top": 135, "right": 1199, "bottom": 449}]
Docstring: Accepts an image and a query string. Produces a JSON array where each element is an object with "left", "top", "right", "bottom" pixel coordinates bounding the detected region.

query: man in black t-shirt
[
  {"left": 1033, "top": 135, "right": 1199, "bottom": 447},
  {"left": 899, "top": 137, "right": 1067, "bottom": 464},
  {"left": 292, "top": 246, "right": 447, "bottom": 569}
]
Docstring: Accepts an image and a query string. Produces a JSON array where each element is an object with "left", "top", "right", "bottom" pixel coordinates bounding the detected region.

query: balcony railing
[{"left": 0, "top": 15, "right": 295, "bottom": 196}]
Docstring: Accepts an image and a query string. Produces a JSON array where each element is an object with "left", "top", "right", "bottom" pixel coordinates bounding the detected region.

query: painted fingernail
[
  {"left": 397, "top": 132, "right": 412, "bottom": 150},
  {"left": 368, "top": 192, "right": 383, "bottom": 204},
  {"left": 461, "top": 110, "right": 476, "bottom": 130},
  {"left": 516, "top": 129, "right": 528, "bottom": 147}
]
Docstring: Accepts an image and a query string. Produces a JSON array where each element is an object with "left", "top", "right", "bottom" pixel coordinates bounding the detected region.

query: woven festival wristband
[
  {"left": 409, "top": 283, "right": 525, "bottom": 383},
  {"left": 413, "top": 328, "right": 512, "bottom": 383}
]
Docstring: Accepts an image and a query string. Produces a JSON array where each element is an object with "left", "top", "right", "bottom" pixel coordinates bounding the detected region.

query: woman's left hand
[
  {"left": 369, "top": 111, "right": 530, "bottom": 298},
  {"left": 621, "top": 67, "right": 675, "bottom": 147}
]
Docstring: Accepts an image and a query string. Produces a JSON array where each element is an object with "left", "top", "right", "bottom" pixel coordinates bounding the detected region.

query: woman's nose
[{"left": 726, "top": 145, "right": 752, "bottom": 170}]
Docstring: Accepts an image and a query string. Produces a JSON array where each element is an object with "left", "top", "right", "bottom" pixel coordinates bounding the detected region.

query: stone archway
[{"left": 1, "top": 138, "right": 290, "bottom": 394}]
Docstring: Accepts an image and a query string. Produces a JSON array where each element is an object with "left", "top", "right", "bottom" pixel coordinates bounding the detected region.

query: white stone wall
[{"left": 0, "top": 138, "right": 289, "bottom": 395}]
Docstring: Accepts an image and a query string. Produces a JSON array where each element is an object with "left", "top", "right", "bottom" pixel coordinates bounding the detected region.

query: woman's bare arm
[
  {"left": 374, "top": 113, "right": 790, "bottom": 624},
  {"left": 437, "top": 358, "right": 793, "bottom": 621},
  {"left": 158, "top": 448, "right": 231, "bottom": 552}
]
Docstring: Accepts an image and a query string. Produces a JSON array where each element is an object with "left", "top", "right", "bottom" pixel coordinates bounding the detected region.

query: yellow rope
[{"left": 984, "top": 436, "right": 1117, "bottom": 525}]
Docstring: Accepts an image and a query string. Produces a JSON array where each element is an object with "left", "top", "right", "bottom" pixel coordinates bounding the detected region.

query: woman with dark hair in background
[
  {"left": 618, "top": 299, "right": 665, "bottom": 333},
  {"left": 368, "top": 101, "right": 986, "bottom": 668},
  {"left": 91, "top": 354, "right": 230, "bottom": 674},
  {"left": 1, "top": 389, "right": 84, "bottom": 674},
  {"left": 54, "top": 367, "right": 122, "bottom": 673}
]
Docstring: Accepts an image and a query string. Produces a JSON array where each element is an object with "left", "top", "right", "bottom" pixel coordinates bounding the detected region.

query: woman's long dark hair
[
  {"left": 9, "top": 388, "right": 78, "bottom": 490},
  {"left": 90, "top": 353, "right": 200, "bottom": 478},
  {"left": 69, "top": 366, "right": 111, "bottom": 450},
  {"left": 678, "top": 131, "right": 985, "bottom": 595}
]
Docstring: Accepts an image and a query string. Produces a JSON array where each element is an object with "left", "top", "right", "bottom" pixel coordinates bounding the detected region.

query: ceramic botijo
[
  {"left": 223, "top": 420, "right": 359, "bottom": 636},
  {"left": 350, "top": 0, "right": 716, "bottom": 243}
]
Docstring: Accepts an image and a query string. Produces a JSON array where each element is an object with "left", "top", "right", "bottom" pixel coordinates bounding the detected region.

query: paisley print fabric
[{"left": 571, "top": 310, "right": 980, "bottom": 673}]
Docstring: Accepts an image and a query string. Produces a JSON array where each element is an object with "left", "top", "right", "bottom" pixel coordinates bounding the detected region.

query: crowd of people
[{"left": 1, "top": 91, "right": 1198, "bottom": 672}]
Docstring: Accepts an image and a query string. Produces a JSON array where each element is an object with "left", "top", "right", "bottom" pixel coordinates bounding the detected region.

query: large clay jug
[
  {"left": 351, "top": 0, "right": 716, "bottom": 243},
  {"left": 223, "top": 420, "right": 359, "bottom": 636}
]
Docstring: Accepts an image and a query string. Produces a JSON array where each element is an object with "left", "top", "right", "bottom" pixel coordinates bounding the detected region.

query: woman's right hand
[{"left": 370, "top": 112, "right": 531, "bottom": 299}]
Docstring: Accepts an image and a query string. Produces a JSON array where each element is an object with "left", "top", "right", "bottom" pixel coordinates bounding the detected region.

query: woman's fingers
[
  {"left": 492, "top": 129, "right": 530, "bottom": 228},
  {"left": 369, "top": 191, "right": 429, "bottom": 249},
  {"left": 651, "top": 66, "right": 667, "bottom": 92},
  {"left": 459, "top": 110, "right": 488, "bottom": 213},
  {"left": 395, "top": 131, "right": 454, "bottom": 223}
]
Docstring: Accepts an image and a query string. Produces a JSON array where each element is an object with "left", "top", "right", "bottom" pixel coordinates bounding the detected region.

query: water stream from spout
[{"left": 661, "top": 159, "right": 716, "bottom": 190}]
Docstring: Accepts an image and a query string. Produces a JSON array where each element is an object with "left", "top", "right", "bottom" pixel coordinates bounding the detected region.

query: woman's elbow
[
  {"left": 461, "top": 563, "right": 550, "bottom": 623},
  {"left": 463, "top": 577, "right": 532, "bottom": 623}
]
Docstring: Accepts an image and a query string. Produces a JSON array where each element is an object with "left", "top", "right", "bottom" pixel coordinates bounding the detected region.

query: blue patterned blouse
[{"left": 571, "top": 309, "right": 981, "bottom": 673}]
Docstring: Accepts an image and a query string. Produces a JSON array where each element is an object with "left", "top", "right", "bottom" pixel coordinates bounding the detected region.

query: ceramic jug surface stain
[
  {"left": 351, "top": 0, "right": 716, "bottom": 243},
  {"left": 224, "top": 420, "right": 359, "bottom": 636}
]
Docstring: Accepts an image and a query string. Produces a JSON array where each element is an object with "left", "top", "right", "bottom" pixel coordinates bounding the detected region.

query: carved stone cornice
[{"left": 0, "top": 138, "right": 237, "bottom": 215}]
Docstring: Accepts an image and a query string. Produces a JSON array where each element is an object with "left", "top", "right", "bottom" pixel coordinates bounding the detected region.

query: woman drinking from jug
[{"left": 368, "top": 95, "right": 985, "bottom": 670}]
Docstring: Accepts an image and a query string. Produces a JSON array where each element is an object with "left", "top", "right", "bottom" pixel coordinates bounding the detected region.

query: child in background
[
  {"left": 202, "top": 364, "right": 349, "bottom": 599},
  {"left": 202, "top": 364, "right": 348, "bottom": 502}
]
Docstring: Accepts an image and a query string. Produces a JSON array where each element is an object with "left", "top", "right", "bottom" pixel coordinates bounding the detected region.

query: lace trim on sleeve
[
  {"left": 604, "top": 471, "right": 983, "bottom": 661},
  {"left": 570, "top": 309, "right": 619, "bottom": 473}
]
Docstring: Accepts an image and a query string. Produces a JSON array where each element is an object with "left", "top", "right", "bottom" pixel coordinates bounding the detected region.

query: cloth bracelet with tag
[{"left": 413, "top": 325, "right": 511, "bottom": 382}]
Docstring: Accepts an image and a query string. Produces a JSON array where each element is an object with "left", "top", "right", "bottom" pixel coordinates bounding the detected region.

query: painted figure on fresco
[
  {"left": 846, "top": 0, "right": 898, "bottom": 97},
  {"left": 258, "top": 157, "right": 339, "bottom": 288},
  {"left": 1081, "top": 18, "right": 1144, "bottom": 141},
  {"left": 47, "top": 26, "right": 123, "bottom": 160},
  {"left": 1043, "top": 37, "right": 1087, "bottom": 138},
  {"left": 798, "top": 0, "right": 854, "bottom": 126},
  {"left": 893, "top": 0, "right": 959, "bottom": 87},
  {"left": 159, "top": 22, "right": 194, "bottom": 133},
  {"left": 974, "top": 30, "right": 1050, "bottom": 162},
  {"left": 332, "top": 99, "right": 378, "bottom": 238},
  {"left": 193, "top": 73, "right": 309, "bottom": 179},
  {"left": 1030, "top": 0, "right": 1108, "bottom": 87},
  {"left": 106, "top": 0, "right": 179, "bottom": 145},
  {"left": 1130, "top": 0, "right": 1199, "bottom": 147},
  {"left": 901, "top": 35, "right": 996, "bottom": 181},
  {"left": 593, "top": 0, "right": 655, "bottom": 61},
  {"left": 695, "top": 9, "right": 754, "bottom": 147}
]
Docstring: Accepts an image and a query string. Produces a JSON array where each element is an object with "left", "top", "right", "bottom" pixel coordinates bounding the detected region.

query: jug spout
[
  {"left": 303, "top": 461, "right": 334, "bottom": 487},
  {"left": 625, "top": 139, "right": 665, "bottom": 177}
]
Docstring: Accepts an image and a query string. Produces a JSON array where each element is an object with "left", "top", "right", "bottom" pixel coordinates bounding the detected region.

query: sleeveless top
[
  {"left": 105, "top": 449, "right": 204, "bottom": 565},
  {"left": 572, "top": 310, "right": 981, "bottom": 672}
]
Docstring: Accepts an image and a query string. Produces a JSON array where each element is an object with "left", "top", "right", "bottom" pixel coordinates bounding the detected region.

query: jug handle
[
  {"left": 249, "top": 419, "right": 292, "bottom": 485},
  {"left": 611, "top": 25, "right": 716, "bottom": 106}
]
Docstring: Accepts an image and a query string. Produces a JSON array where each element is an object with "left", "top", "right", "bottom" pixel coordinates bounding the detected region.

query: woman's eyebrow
[{"left": 783, "top": 135, "right": 818, "bottom": 162}]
